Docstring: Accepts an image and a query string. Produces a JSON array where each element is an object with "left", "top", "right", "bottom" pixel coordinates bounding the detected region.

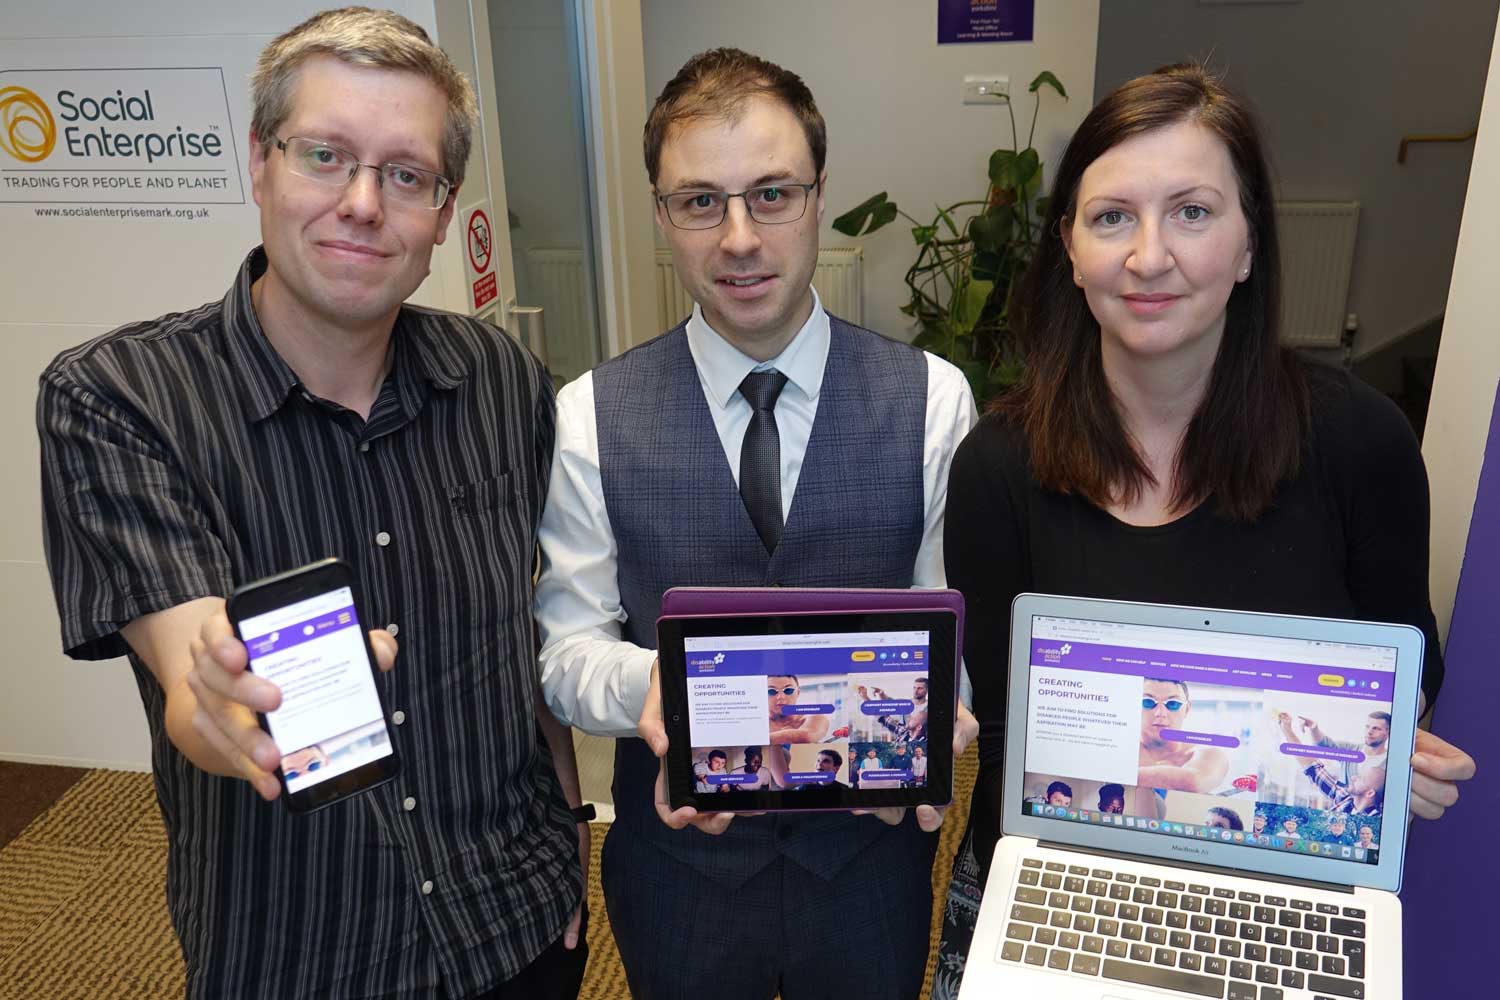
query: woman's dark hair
[{"left": 1001, "top": 62, "right": 1308, "bottom": 522}]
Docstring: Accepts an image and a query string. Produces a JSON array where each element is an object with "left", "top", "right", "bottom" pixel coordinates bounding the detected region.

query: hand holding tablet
[{"left": 653, "top": 587, "right": 967, "bottom": 818}]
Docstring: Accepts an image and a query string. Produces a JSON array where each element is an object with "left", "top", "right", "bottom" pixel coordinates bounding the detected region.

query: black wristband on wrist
[{"left": 571, "top": 803, "right": 597, "bottom": 823}]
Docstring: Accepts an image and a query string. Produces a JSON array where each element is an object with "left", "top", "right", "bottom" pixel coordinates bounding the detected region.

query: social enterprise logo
[
  {"left": 0, "top": 86, "right": 56, "bottom": 162},
  {"left": 0, "top": 84, "right": 222, "bottom": 165},
  {"left": 1, "top": 68, "right": 245, "bottom": 205}
]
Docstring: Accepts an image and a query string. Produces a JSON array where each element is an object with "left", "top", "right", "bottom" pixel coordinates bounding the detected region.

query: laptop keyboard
[{"left": 999, "top": 857, "right": 1369, "bottom": 999}]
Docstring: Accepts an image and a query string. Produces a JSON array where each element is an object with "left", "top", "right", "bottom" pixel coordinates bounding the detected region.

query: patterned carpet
[{"left": 0, "top": 751, "right": 975, "bottom": 999}]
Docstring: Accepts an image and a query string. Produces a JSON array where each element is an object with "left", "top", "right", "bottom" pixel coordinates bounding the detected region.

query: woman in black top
[{"left": 932, "top": 63, "right": 1477, "bottom": 981}]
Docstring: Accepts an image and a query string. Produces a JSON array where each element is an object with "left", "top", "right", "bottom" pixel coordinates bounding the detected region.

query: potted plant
[{"left": 832, "top": 71, "right": 1066, "bottom": 404}]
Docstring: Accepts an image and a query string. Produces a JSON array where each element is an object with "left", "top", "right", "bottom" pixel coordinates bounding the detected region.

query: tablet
[{"left": 656, "top": 587, "right": 963, "bottom": 813}]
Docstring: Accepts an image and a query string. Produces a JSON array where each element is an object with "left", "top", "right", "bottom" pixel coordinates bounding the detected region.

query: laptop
[{"left": 959, "top": 594, "right": 1423, "bottom": 1000}]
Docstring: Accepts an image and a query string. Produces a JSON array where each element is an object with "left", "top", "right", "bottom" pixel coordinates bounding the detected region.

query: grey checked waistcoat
[{"left": 593, "top": 315, "right": 929, "bottom": 887}]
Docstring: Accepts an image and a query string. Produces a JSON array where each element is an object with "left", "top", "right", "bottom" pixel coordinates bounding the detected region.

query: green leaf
[
  {"left": 1029, "top": 70, "right": 1067, "bottom": 100},
  {"left": 1024, "top": 161, "right": 1044, "bottom": 200},
  {"left": 870, "top": 201, "right": 899, "bottom": 231},
  {"left": 912, "top": 327, "right": 943, "bottom": 351},
  {"left": 1012, "top": 148, "right": 1040, "bottom": 190},
  {"left": 968, "top": 211, "right": 1012, "bottom": 253},
  {"left": 971, "top": 249, "right": 1003, "bottom": 283},
  {"left": 953, "top": 278, "right": 994, "bottom": 334},
  {"left": 989, "top": 147, "right": 1040, "bottom": 192},
  {"left": 937, "top": 204, "right": 961, "bottom": 237},
  {"left": 911, "top": 224, "right": 938, "bottom": 245},
  {"left": 831, "top": 192, "right": 895, "bottom": 237},
  {"left": 988, "top": 149, "right": 1016, "bottom": 188},
  {"left": 1034, "top": 195, "right": 1050, "bottom": 218},
  {"left": 960, "top": 360, "right": 990, "bottom": 402}
]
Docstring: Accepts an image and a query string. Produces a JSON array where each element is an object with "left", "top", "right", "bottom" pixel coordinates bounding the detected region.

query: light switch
[{"left": 963, "top": 75, "right": 1009, "bottom": 105}]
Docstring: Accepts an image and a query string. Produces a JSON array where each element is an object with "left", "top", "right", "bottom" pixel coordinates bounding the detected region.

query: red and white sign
[
  {"left": 461, "top": 201, "right": 498, "bottom": 314},
  {"left": 472, "top": 271, "right": 497, "bottom": 309}
]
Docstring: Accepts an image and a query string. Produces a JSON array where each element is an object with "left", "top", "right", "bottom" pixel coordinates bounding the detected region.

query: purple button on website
[
  {"left": 782, "top": 703, "right": 834, "bottom": 715},
  {"left": 860, "top": 699, "right": 915, "bottom": 716},
  {"left": 1279, "top": 742, "right": 1367, "bottom": 763},
  {"left": 707, "top": 774, "right": 756, "bottom": 785},
  {"left": 1160, "top": 729, "right": 1241, "bottom": 749},
  {"left": 860, "top": 770, "right": 913, "bottom": 781},
  {"left": 784, "top": 772, "right": 836, "bottom": 784}
]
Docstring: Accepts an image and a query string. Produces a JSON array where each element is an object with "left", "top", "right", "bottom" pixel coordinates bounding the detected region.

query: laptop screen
[{"left": 1020, "top": 614, "right": 1396, "bottom": 867}]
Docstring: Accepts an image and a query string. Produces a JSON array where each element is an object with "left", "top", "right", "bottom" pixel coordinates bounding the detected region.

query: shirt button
[
  {"left": 392, "top": 710, "right": 406, "bottom": 726},
  {"left": 375, "top": 531, "right": 391, "bottom": 547},
  {"left": 387, "top": 622, "right": 399, "bottom": 637},
  {"left": 359, "top": 442, "right": 370, "bottom": 453},
  {"left": 403, "top": 796, "right": 416, "bottom": 812},
  {"left": 421, "top": 880, "right": 434, "bottom": 895}
]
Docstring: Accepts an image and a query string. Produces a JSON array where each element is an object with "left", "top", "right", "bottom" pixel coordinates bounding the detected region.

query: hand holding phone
[
  {"left": 226, "top": 558, "right": 402, "bottom": 812},
  {"left": 184, "top": 607, "right": 398, "bottom": 802},
  {"left": 183, "top": 606, "right": 289, "bottom": 800}
]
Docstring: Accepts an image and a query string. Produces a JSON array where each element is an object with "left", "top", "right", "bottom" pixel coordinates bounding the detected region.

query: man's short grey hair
[{"left": 251, "top": 6, "right": 478, "bottom": 186}]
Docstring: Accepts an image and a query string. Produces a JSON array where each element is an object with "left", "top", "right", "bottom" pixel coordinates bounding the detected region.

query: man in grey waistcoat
[{"left": 534, "top": 48, "right": 977, "bottom": 1000}]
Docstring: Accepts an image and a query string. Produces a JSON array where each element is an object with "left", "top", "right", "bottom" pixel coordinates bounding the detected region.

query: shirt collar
[
  {"left": 685, "top": 286, "right": 829, "bottom": 408},
  {"left": 221, "top": 247, "right": 469, "bottom": 424}
]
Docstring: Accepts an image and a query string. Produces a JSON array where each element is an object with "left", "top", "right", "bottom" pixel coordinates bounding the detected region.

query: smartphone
[{"left": 226, "top": 557, "right": 400, "bottom": 812}]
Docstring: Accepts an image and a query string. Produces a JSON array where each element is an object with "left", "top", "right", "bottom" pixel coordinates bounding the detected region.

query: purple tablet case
[{"left": 659, "top": 586, "right": 965, "bottom": 663}]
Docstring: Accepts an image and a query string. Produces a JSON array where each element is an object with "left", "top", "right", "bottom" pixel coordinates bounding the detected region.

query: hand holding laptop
[{"left": 1409, "top": 726, "right": 1476, "bottom": 820}]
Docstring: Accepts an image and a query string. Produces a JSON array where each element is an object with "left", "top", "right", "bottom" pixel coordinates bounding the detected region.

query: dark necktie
[{"left": 738, "top": 369, "right": 789, "bottom": 553}]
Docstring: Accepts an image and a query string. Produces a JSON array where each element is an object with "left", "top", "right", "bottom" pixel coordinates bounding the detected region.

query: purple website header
[
  {"left": 245, "top": 605, "right": 359, "bottom": 660},
  {"left": 1029, "top": 639, "right": 1392, "bottom": 702},
  {"left": 687, "top": 645, "right": 929, "bottom": 679}
]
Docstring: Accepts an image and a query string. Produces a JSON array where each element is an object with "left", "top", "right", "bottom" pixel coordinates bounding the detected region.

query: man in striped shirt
[{"left": 36, "top": 9, "right": 586, "bottom": 999}]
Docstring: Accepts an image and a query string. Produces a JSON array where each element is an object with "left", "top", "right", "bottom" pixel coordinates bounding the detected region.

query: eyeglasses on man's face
[
  {"left": 1141, "top": 697, "right": 1185, "bottom": 712},
  {"left": 657, "top": 181, "right": 818, "bottom": 230},
  {"left": 273, "top": 136, "right": 453, "bottom": 209}
]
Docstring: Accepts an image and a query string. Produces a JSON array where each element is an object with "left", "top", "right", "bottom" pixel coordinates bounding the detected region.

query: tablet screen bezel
[{"left": 657, "top": 608, "right": 959, "bottom": 813}]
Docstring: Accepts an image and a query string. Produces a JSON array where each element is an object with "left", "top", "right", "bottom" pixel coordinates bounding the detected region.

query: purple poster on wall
[{"left": 938, "top": 0, "right": 1035, "bottom": 44}]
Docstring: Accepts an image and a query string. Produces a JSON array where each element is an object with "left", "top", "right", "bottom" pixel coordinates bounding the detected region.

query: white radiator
[
  {"left": 653, "top": 245, "right": 865, "bottom": 331},
  {"left": 521, "top": 247, "right": 600, "bottom": 382},
  {"left": 1276, "top": 201, "right": 1360, "bottom": 348}
]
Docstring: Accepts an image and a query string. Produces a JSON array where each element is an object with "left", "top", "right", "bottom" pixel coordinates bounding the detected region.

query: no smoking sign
[
  {"left": 467, "top": 208, "right": 492, "bottom": 274},
  {"left": 463, "top": 204, "right": 497, "bottom": 311}
]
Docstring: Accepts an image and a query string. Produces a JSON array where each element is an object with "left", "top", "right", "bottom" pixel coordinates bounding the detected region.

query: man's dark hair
[
  {"left": 1207, "top": 806, "right": 1244, "bottom": 830},
  {"left": 1144, "top": 678, "right": 1190, "bottom": 702},
  {"left": 1098, "top": 783, "right": 1126, "bottom": 809},
  {"left": 1369, "top": 711, "right": 1392, "bottom": 726},
  {"left": 743, "top": 745, "right": 761, "bottom": 760},
  {"left": 819, "top": 749, "right": 843, "bottom": 769},
  {"left": 708, "top": 749, "right": 727, "bottom": 763},
  {"left": 643, "top": 47, "right": 826, "bottom": 187},
  {"left": 1047, "top": 780, "right": 1073, "bottom": 799}
]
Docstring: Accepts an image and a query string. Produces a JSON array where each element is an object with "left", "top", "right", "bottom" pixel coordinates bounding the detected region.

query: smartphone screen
[{"left": 237, "top": 583, "right": 395, "bottom": 798}]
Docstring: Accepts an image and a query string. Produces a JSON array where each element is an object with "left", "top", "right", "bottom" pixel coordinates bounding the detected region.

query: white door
[{"left": 435, "top": 0, "right": 658, "bottom": 379}]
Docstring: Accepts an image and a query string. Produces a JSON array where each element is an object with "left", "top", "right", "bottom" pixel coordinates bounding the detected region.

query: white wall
[
  {"left": 641, "top": 0, "right": 1101, "bottom": 342},
  {"left": 1424, "top": 15, "right": 1500, "bottom": 637},
  {"left": 0, "top": 0, "right": 479, "bottom": 769},
  {"left": 1093, "top": 0, "right": 1497, "bottom": 359}
]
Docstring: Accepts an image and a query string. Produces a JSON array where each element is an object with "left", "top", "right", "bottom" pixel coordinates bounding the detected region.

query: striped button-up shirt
[{"left": 37, "top": 247, "right": 580, "bottom": 999}]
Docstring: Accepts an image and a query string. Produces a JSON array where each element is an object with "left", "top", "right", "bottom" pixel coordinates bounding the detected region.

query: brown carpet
[
  {"left": 0, "top": 750, "right": 975, "bottom": 999},
  {"left": 0, "top": 762, "right": 86, "bottom": 848}
]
